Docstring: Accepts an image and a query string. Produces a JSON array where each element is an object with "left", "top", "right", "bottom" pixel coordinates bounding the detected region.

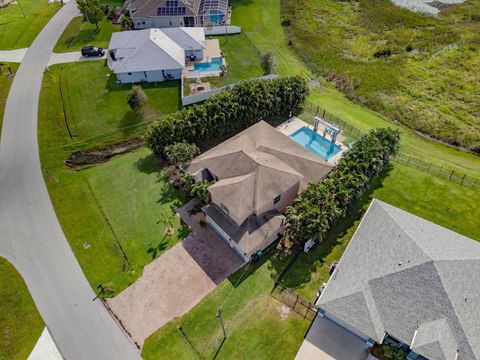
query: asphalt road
[{"left": 0, "top": 2, "right": 141, "bottom": 359}]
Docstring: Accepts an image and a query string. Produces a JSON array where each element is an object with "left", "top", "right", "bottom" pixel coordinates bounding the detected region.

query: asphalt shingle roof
[{"left": 318, "top": 199, "right": 480, "bottom": 360}]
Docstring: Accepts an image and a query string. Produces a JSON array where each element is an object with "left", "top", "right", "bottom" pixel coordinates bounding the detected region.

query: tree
[
  {"left": 284, "top": 128, "right": 400, "bottom": 246},
  {"left": 165, "top": 142, "right": 200, "bottom": 166},
  {"left": 77, "top": 0, "right": 104, "bottom": 30},
  {"left": 127, "top": 85, "right": 148, "bottom": 112},
  {"left": 191, "top": 180, "right": 214, "bottom": 203},
  {"left": 121, "top": 11, "right": 133, "bottom": 31}
]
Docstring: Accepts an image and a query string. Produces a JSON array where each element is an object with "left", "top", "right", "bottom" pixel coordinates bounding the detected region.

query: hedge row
[
  {"left": 145, "top": 76, "right": 309, "bottom": 156},
  {"left": 285, "top": 127, "right": 401, "bottom": 244}
]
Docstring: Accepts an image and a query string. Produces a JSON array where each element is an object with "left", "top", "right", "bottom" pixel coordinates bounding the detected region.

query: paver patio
[{"left": 106, "top": 199, "right": 243, "bottom": 348}]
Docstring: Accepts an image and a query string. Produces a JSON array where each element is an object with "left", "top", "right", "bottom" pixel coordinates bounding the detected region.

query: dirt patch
[
  {"left": 65, "top": 139, "right": 145, "bottom": 168},
  {"left": 278, "top": 305, "right": 291, "bottom": 320}
]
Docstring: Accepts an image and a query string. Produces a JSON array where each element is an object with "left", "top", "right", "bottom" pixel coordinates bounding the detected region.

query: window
[
  {"left": 274, "top": 195, "right": 281, "bottom": 204},
  {"left": 220, "top": 203, "right": 230, "bottom": 215},
  {"left": 142, "top": 21, "right": 145, "bottom": 24}
]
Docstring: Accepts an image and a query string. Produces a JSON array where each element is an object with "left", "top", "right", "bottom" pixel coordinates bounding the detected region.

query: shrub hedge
[
  {"left": 285, "top": 127, "right": 401, "bottom": 245},
  {"left": 145, "top": 76, "right": 309, "bottom": 156}
]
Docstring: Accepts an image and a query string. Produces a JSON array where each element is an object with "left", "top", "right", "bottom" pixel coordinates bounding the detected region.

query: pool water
[
  {"left": 189, "top": 57, "right": 223, "bottom": 76},
  {"left": 208, "top": 12, "right": 225, "bottom": 24},
  {"left": 289, "top": 127, "right": 342, "bottom": 161}
]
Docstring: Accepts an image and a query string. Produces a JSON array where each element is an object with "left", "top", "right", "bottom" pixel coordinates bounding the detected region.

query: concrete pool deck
[
  {"left": 277, "top": 117, "right": 348, "bottom": 165},
  {"left": 183, "top": 39, "right": 225, "bottom": 79}
]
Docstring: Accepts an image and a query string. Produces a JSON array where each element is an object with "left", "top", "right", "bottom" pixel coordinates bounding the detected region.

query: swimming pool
[
  {"left": 207, "top": 10, "right": 225, "bottom": 25},
  {"left": 189, "top": 57, "right": 223, "bottom": 76},
  {"left": 289, "top": 127, "right": 342, "bottom": 161}
]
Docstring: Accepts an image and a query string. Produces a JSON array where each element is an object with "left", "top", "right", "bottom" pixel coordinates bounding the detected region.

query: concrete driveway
[
  {"left": 295, "top": 315, "right": 371, "bottom": 360},
  {"left": 106, "top": 199, "right": 244, "bottom": 348},
  {"left": 48, "top": 51, "right": 107, "bottom": 66}
]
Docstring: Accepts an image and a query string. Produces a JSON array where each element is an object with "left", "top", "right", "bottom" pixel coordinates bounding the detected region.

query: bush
[
  {"left": 127, "top": 85, "right": 148, "bottom": 111},
  {"left": 281, "top": 17, "right": 291, "bottom": 27},
  {"left": 191, "top": 180, "right": 214, "bottom": 203},
  {"left": 164, "top": 142, "right": 200, "bottom": 166},
  {"left": 261, "top": 52, "right": 274, "bottom": 75},
  {"left": 146, "top": 76, "right": 309, "bottom": 156},
  {"left": 284, "top": 128, "right": 400, "bottom": 245}
]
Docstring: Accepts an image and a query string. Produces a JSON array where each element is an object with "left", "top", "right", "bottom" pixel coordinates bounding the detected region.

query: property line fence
[
  {"left": 394, "top": 152, "right": 480, "bottom": 190},
  {"left": 271, "top": 281, "right": 318, "bottom": 321}
]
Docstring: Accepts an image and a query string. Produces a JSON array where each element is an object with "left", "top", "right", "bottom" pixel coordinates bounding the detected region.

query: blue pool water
[
  {"left": 289, "top": 127, "right": 342, "bottom": 161},
  {"left": 208, "top": 13, "right": 225, "bottom": 24},
  {"left": 189, "top": 57, "right": 223, "bottom": 76}
]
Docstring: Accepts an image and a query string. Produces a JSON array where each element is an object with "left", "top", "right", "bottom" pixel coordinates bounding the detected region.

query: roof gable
[{"left": 318, "top": 200, "right": 480, "bottom": 360}]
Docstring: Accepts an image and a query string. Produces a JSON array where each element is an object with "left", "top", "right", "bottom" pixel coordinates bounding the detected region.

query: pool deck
[
  {"left": 183, "top": 39, "right": 225, "bottom": 79},
  {"left": 277, "top": 117, "right": 348, "bottom": 165}
]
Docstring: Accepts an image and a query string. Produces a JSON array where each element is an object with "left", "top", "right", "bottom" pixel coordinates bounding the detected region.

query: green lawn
[
  {"left": 39, "top": 61, "right": 186, "bottom": 296},
  {"left": 0, "top": 0, "right": 60, "bottom": 50},
  {"left": 142, "top": 250, "right": 309, "bottom": 360},
  {"left": 54, "top": 16, "right": 120, "bottom": 53},
  {"left": 42, "top": 61, "right": 181, "bottom": 151},
  {"left": 184, "top": 34, "right": 264, "bottom": 95},
  {"left": 0, "top": 258, "right": 44, "bottom": 360},
  {"left": 230, "top": 0, "right": 310, "bottom": 78},
  {"left": 0, "top": 63, "right": 18, "bottom": 135},
  {"left": 281, "top": 0, "right": 480, "bottom": 151}
]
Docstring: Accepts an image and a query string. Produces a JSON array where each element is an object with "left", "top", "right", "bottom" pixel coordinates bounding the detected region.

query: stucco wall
[{"left": 116, "top": 69, "right": 182, "bottom": 83}]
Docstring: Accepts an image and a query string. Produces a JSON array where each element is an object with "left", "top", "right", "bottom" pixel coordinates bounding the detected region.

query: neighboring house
[
  {"left": 107, "top": 27, "right": 205, "bottom": 83},
  {"left": 184, "top": 121, "right": 334, "bottom": 261},
  {"left": 124, "top": 0, "right": 229, "bottom": 29},
  {"left": 296, "top": 199, "right": 480, "bottom": 360}
]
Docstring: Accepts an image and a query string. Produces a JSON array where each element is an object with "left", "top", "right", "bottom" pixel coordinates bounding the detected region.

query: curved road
[{"left": 0, "top": 2, "right": 141, "bottom": 359}]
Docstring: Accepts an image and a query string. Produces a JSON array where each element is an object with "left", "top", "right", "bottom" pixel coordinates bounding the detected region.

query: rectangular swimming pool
[
  {"left": 189, "top": 57, "right": 223, "bottom": 76},
  {"left": 289, "top": 127, "right": 342, "bottom": 161}
]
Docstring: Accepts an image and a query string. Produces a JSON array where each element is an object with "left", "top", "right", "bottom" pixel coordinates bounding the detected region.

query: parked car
[{"left": 81, "top": 46, "right": 105, "bottom": 57}]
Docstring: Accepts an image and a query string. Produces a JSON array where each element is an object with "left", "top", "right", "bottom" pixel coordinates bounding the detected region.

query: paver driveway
[{"left": 106, "top": 199, "right": 244, "bottom": 348}]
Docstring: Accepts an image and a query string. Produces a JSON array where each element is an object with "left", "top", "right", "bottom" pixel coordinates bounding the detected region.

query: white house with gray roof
[
  {"left": 107, "top": 27, "right": 205, "bottom": 83},
  {"left": 296, "top": 199, "right": 480, "bottom": 360}
]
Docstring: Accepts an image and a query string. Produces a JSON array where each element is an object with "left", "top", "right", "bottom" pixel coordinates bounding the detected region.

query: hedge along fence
[
  {"left": 145, "top": 76, "right": 309, "bottom": 156},
  {"left": 285, "top": 128, "right": 401, "bottom": 245}
]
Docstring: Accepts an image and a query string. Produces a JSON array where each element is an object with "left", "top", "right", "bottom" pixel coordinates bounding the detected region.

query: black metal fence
[
  {"left": 271, "top": 281, "right": 318, "bottom": 321},
  {"left": 394, "top": 152, "right": 480, "bottom": 190}
]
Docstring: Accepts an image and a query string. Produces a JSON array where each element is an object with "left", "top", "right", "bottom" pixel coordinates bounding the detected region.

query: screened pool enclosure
[{"left": 199, "top": 0, "right": 229, "bottom": 25}]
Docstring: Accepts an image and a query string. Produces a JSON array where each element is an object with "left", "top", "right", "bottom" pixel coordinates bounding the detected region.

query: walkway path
[
  {"left": 107, "top": 199, "right": 243, "bottom": 347},
  {"left": 0, "top": 1, "right": 140, "bottom": 359},
  {"left": 0, "top": 48, "right": 28, "bottom": 63}
]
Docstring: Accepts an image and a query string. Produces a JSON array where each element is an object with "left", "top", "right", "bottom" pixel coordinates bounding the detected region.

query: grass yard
[
  {"left": 282, "top": 0, "right": 480, "bottom": 151},
  {"left": 0, "top": 258, "right": 44, "bottom": 360},
  {"left": 0, "top": 0, "right": 60, "bottom": 50},
  {"left": 0, "top": 63, "right": 18, "bottom": 135},
  {"left": 39, "top": 60, "right": 186, "bottom": 296},
  {"left": 142, "top": 250, "right": 309, "bottom": 360},
  {"left": 230, "top": 0, "right": 310, "bottom": 78},
  {"left": 184, "top": 34, "right": 264, "bottom": 95},
  {"left": 42, "top": 61, "right": 180, "bottom": 150},
  {"left": 54, "top": 16, "right": 120, "bottom": 53}
]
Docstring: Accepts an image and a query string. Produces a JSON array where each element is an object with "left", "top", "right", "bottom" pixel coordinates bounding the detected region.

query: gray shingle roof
[{"left": 318, "top": 199, "right": 480, "bottom": 360}]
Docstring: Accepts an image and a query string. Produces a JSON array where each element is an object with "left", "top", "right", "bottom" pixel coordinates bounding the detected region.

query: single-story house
[
  {"left": 184, "top": 121, "right": 334, "bottom": 261},
  {"left": 124, "top": 0, "right": 229, "bottom": 29},
  {"left": 296, "top": 199, "right": 480, "bottom": 360},
  {"left": 107, "top": 27, "right": 205, "bottom": 83}
]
